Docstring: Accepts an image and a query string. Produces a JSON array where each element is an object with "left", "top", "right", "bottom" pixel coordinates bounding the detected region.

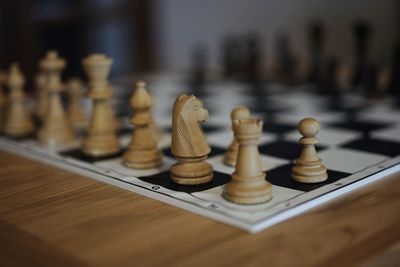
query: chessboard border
[{"left": 0, "top": 137, "right": 399, "bottom": 233}]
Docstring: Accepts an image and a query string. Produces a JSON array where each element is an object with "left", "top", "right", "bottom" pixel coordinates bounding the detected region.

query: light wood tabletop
[{"left": 0, "top": 149, "right": 399, "bottom": 267}]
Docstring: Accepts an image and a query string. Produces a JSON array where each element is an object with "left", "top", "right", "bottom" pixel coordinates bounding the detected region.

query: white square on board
[{"left": 318, "top": 148, "right": 388, "bottom": 174}]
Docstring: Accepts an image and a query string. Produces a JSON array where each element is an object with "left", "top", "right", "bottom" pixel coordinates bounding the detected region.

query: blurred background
[{"left": 0, "top": 0, "right": 398, "bottom": 86}]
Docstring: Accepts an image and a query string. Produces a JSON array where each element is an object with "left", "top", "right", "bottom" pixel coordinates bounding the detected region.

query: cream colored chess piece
[
  {"left": 170, "top": 95, "right": 213, "bottom": 185},
  {"left": 81, "top": 54, "right": 120, "bottom": 157},
  {"left": 3, "top": 63, "right": 34, "bottom": 138},
  {"left": 292, "top": 118, "right": 328, "bottom": 183},
  {"left": 37, "top": 51, "right": 74, "bottom": 146},
  {"left": 67, "top": 78, "right": 88, "bottom": 131},
  {"left": 149, "top": 92, "right": 163, "bottom": 141},
  {"left": 223, "top": 106, "right": 250, "bottom": 167},
  {"left": 107, "top": 84, "right": 121, "bottom": 132},
  {"left": 0, "top": 70, "right": 7, "bottom": 131},
  {"left": 34, "top": 70, "right": 48, "bottom": 121},
  {"left": 223, "top": 117, "right": 272, "bottom": 204},
  {"left": 123, "top": 81, "right": 163, "bottom": 169}
]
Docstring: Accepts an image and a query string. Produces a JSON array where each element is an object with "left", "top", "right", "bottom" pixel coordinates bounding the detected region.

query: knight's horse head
[{"left": 171, "top": 95, "right": 210, "bottom": 157}]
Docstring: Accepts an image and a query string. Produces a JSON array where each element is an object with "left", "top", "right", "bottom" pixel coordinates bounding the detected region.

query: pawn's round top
[
  {"left": 136, "top": 80, "right": 146, "bottom": 88},
  {"left": 67, "top": 78, "right": 84, "bottom": 94},
  {"left": 298, "top": 118, "right": 319, "bottom": 137},
  {"left": 231, "top": 106, "right": 250, "bottom": 121}
]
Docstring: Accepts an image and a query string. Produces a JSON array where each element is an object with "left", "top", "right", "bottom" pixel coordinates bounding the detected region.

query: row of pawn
[
  {"left": 0, "top": 51, "right": 162, "bottom": 170},
  {"left": 0, "top": 52, "right": 87, "bottom": 140}
]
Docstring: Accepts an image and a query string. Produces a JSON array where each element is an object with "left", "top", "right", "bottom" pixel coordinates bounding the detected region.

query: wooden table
[{"left": 0, "top": 150, "right": 399, "bottom": 267}]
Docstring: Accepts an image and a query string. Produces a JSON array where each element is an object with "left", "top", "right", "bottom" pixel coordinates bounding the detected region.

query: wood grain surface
[{"left": 0, "top": 150, "right": 399, "bottom": 267}]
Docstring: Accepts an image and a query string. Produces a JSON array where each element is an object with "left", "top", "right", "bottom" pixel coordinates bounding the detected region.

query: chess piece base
[
  {"left": 223, "top": 173, "right": 272, "bottom": 204},
  {"left": 123, "top": 149, "right": 163, "bottom": 169},
  {"left": 4, "top": 124, "right": 34, "bottom": 138},
  {"left": 170, "top": 157, "right": 213, "bottom": 185},
  {"left": 37, "top": 128, "right": 74, "bottom": 147},
  {"left": 82, "top": 134, "right": 120, "bottom": 157},
  {"left": 292, "top": 159, "right": 328, "bottom": 183}
]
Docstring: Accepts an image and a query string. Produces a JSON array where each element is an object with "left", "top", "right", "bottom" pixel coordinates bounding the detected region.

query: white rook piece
[{"left": 223, "top": 117, "right": 272, "bottom": 204}]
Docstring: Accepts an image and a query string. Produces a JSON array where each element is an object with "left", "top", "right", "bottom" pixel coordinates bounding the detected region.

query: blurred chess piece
[
  {"left": 0, "top": 70, "right": 7, "bottom": 132},
  {"left": 223, "top": 106, "right": 250, "bottom": 167},
  {"left": 170, "top": 95, "right": 213, "bottom": 185},
  {"left": 81, "top": 54, "right": 120, "bottom": 157},
  {"left": 37, "top": 51, "right": 74, "bottom": 146},
  {"left": 223, "top": 117, "right": 272, "bottom": 204},
  {"left": 3, "top": 63, "right": 34, "bottom": 138},
  {"left": 66, "top": 77, "right": 88, "bottom": 131},
  {"left": 123, "top": 81, "right": 163, "bottom": 169},
  {"left": 307, "top": 21, "right": 325, "bottom": 83},
  {"left": 351, "top": 21, "right": 372, "bottom": 87},
  {"left": 34, "top": 70, "right": 48, "bottom": 122},
  {"left": 292, "top": 118, "right": 327, "bottom": 183}
]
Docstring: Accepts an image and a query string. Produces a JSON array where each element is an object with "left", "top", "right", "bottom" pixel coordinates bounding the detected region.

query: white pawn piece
[
  {"left": 149, "top": 92, "right": 163, "bottom": 142},
  {"left": 3, "top": 63, "right": 34, "bottom": 137},
  {"left": 223, "top": 106, "right": 250, "bottom": 166},
  {"left": 37, "top": 51, "right": 74, "bottom": 146},
  {"left": 81, "top": 54, "right": 120, "bottom": 157},
  {"left": 123, "top": 81, "right": 163, "bottom": 169},
  {"left": 67, "top": 78, "right": 88, "bottom": 131},
  {"left": 34, "top": 70, "right": 48, "bottom": 121},
  {"left": 223, "top": 117, "right": 272, "bottom": 204},
  {"left": 292, "top": 118, "right": 328, "bottom": 183},
  {"left": 170, "top": 95, "right": 213, "bottom": 185},
  {"left": 106, "top": 84, "right": 121, "bottom": 132}
]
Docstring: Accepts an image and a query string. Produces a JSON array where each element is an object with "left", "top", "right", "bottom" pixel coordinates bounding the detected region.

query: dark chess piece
[
  {"left": 188, "top": 44, "right": 208, "bottom": 95},
  {"left": 362, "top": 63, "right": 381, "bottom": 98},
  {"left": 317, "top": 57, "right": 340, "bottom": 96},
  {"left": 275, "top": 33, "right": 297, "bottom": 84},
  {"left": 243, "top": 33, "right": 263, "bottom": 84},
  {"left": 351, "top": 21, "right": 372, "bottom": 87},
  {"left": 221, "top": 35, "right": 239, "bottom": 79},
  {"left": 308, "top": 21, "right": 325, "bottom": 83},
  {"left": 387, "top": 42, "right": 400, "bottom": 96}
]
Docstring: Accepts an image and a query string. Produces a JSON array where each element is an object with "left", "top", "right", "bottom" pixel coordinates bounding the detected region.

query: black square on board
[
  {"left": 138, "top": 170, "right": 231, "bottom": 193},
  {"left": 163, "top": 124, "right": 221, "bottom": 134},
  {"left": 117, "top": 127, "right": 133, "bottom": 136},
  {"left": 162, "top": 146, "right": 226, "bottom": 159},
  {"left": 330, "top": 120, "right": 390, "bottom": 133},
  {"left": 341, "top": 137, "right": 400, "bottom": 157},
  {"left": 4, "top": 134, "right": 35, "bottom": 141},
  {"left": 266, "top": 163, "right": 350, "bottom": 192},
  {"left": 259, "top": 140, "right": 326, "bottom": 160},
  {"left": 60, "top": 148, "right": 124, "bottom": 163},
  {"left": 261, "top": 121, "right": 297, "bottom": 134}
]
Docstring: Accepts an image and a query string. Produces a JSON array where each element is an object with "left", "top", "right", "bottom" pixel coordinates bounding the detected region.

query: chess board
[{"left": 1, "top": 74, "right": 400, "bottom": 233}]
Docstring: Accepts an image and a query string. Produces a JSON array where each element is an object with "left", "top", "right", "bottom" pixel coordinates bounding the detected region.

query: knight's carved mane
[{"left": 171, "top": 95, "right": 210, "bottom": 157}]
